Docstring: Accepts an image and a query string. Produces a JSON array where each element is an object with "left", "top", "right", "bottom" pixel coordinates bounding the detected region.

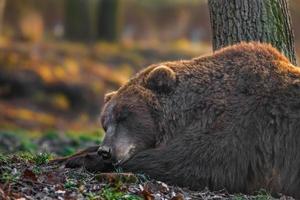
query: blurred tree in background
[
  {"left": 2, "top": 0, "right": 300, "bottom": 47},
  {"left": 65, "top": 0, "right": 98, "bottom": 41},
  {"left": 65, "top": 0, "right": 121, "bottom": 42},
  {"left": 98, "top": 0, "right": 122, "bottom": 42},
  {"left": 4, "top": 0, "right": 64, "bottom": 41},
  {"left": 4, "top": 0, "right": 43, "bottom": 41},
  {"left": 0, "top": 0, "right": 5, "bottom": 34}
]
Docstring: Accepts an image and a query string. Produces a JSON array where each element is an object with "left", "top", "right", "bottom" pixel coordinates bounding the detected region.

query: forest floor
[
  {"left": 0, "top": 130, "right": 294, "bottom": 200},
  {"left": 0, "top": 39, "right": 296, "bottom": 199}
]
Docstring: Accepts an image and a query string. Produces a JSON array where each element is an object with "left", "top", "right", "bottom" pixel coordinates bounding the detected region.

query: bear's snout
[{"left": 98, "top": 146, "right": 112, "bottom": 161}]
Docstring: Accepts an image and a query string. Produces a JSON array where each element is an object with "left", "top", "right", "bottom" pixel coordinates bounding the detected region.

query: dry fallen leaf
[
  {"left": 140, "top": 188, "right": 154, "bottom": 200},
  {"left": 96, "top": 172, "right": 138, "bottom": 184},
  {"left": 22, "top": 169, "right": 38, "bottom": 182},
  {"left": 170, "top": 193, "right": 185, "bottom": 200}
]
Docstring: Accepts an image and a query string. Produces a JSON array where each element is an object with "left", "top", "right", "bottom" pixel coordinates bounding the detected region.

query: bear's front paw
[
  {"left": 50, "top": 154, "right": 86, "bottom": 168},
  {"left": 82, "top": 152, "right": 114, "bottom": 172},
  {"left": 50, "top": 152, "right": 114, "bottom": 173}
]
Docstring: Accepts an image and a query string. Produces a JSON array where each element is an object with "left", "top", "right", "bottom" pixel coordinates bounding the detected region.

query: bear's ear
[
  {"left": 145, "top": 65, "right": 176, "bottom": 93},
  {"left": 104, "top": 91, "right": 117, "bottom": 103}
]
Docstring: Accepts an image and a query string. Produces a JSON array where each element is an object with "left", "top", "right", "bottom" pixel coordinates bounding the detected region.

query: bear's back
[{"left": 169, "top": 42, "right": 300, "bottom": 97}]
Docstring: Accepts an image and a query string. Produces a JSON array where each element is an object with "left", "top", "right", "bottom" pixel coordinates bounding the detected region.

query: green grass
[
  {"left": 43, "top": 130, "right": 60, "bottom": 140},
  {"left": 0, "top": 129, "right": 104, "bottom": 156},
  {"left": 15, "top": 152, "right": 52, "bottom": 165},
  {"left": 66, "top": 130, "right": 103, "bottom": 144},
  {"left": 32, "top": 152, "right": 53, "bottom": 165},
  {"left": 16, "top": 152, "right": 35, "bottom": 162},
  {"left": 19, "top": 138, "right": 38, "bottom": 153},
  {"left": 61, "top": 146, "right": 77, "bottom": 156},
  {"left": 64, "top": 178, "right": 78, "bottom": 189},
  {"left": 254, "top": 190, "right": 273, "bottom": 200},
  {"left": 86, "top": 187, "right": 142, "bottom": 200},
  {"left": 0, "top": 130, "right": 37, "bottom": 153},
  {"left": 32, "top": 166, "right": 42, "bottom": 175},
  {"left": 0, "top": 153, "right": 8, "bottom": 163},
  {"left": 232, "top": 190, "right": 273, "bottom": 200},
  {"left": 0, "top": 171, "right": 20, "bottom": 183}
]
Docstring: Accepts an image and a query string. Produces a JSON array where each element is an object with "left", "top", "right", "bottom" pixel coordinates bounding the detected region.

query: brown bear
[{"left": 55, "top": 42, "right": 300, "bottom": 198}]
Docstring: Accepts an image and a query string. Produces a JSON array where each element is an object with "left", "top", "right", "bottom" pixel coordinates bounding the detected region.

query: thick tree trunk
[
  {"left": 97, "top": 0, "right": 121, "bottom": 42},
  {"left": 0, "top": 0, "right": 6, "bottom": 34},
  {"left": 208, "top": 0, "right": 297, "bottom": 65},
  {"left": 65, "top": 0, "right": 98, "bottom": 41}
]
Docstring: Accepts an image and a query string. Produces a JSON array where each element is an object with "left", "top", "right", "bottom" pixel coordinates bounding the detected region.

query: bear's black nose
[{"left": 98, "top": 146, "right": 111, "bottom": 160}]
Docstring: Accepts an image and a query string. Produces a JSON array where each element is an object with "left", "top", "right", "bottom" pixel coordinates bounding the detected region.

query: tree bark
[
  {"left": 97, "top": 0, "right": 121, "bottom": 42},
  {"left": 64, "top": 0, "right": 98, "bottom": 41},
  {"left": 208, "top": 0, "right": 297, "bottom": 65},
  {"left": 0, "top": 0, "right": 6, "bottom": 35}
]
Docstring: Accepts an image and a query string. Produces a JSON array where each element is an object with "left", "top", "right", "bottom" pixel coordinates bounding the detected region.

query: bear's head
[{"left": 98, "top": 65, "right": 177, "bottom": 165}]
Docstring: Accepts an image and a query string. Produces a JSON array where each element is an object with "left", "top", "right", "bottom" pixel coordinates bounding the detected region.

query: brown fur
[{"left": 56, "top": 42, "right": 300, "bottom": 198}]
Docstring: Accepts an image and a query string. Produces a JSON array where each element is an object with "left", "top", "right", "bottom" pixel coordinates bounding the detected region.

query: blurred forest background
[
  {"left": 1, "top": 1, "right": 300, "bottom": 199},
  {"left": 0, "top": 0, "right": 300, "bottom": 134}
]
